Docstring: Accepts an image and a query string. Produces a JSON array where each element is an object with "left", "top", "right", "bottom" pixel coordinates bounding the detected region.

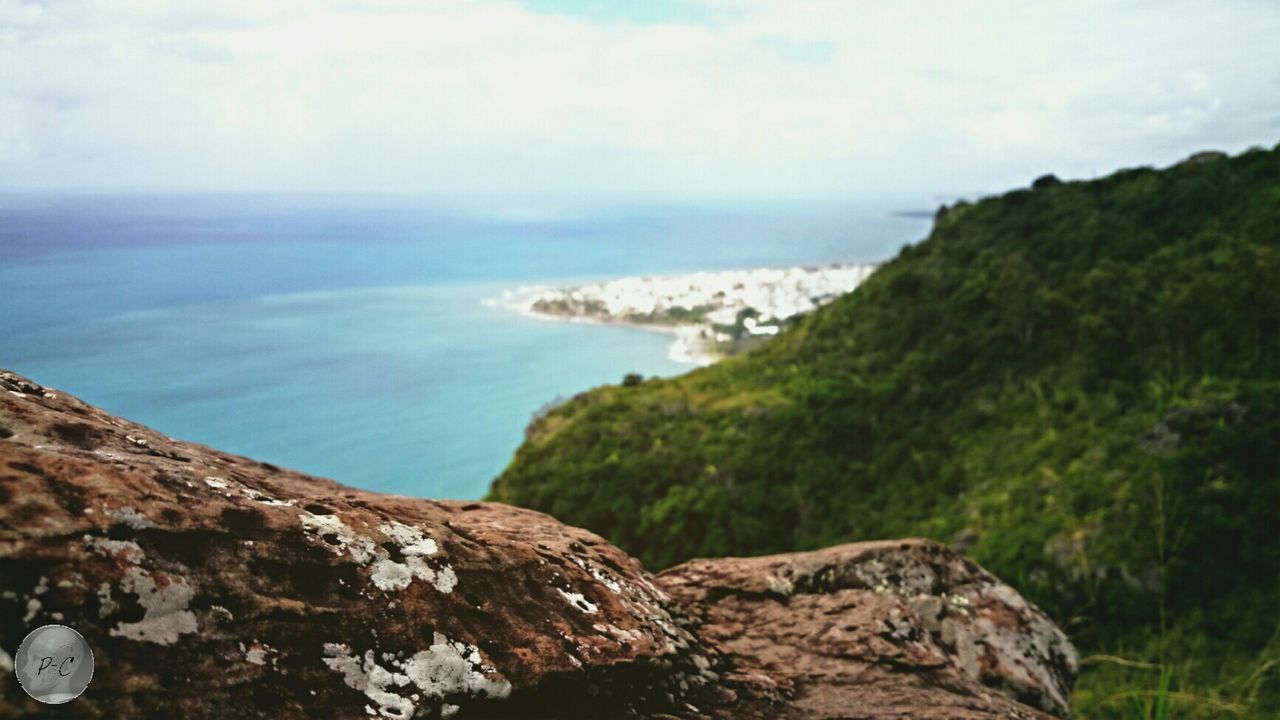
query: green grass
[{"left": 1074, "top": 630, "right": 1280, "bottom": 719}]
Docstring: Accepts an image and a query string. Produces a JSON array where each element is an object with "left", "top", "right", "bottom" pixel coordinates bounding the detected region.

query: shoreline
[
  {"left": 516, "top": 303, "right": 720, "bottom": 366},
  {"left": 493, "top": 262, "right": 878, "bottom": 368}
]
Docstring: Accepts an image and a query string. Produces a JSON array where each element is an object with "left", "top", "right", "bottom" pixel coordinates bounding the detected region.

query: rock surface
[
  {"left": 660, "top": 541, "right": 1080, "bottom": 719},
  {"left": 0, "top": 370, "right": 1076, "bottom": 718}
]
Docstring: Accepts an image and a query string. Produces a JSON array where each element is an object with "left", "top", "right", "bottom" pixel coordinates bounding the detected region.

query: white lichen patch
[
  {"left": 370, "top": 557, "right": 457, "bottom": 594},
  {"left": 84, "top": 534, "right": 198, "bottom": 644},
  {"left": 97, "top": 582, "right": 119, "bottom": 617},
  {"left": 322, "top": 647, "right": 416, "bottom": 720},
  {"left": 403, "top": 633, "right": 512, "bottom": 700},
  {"left": 322, "top": 634, "right": 510, "bottom": 719},
  {"left": 568, "top": 555, "right": 622, "bottom": 593},
  {"left": 369, "top": 558, "right": 414, "bottom": 591},
  {"left": 84, "top": 535, "right": 144, "bottom": 562},
  {"left": 557, "top": 588, "right": 599, "bottom": 614},
  {"left": 109, "top": 565, "right": 198, "bottom": 645},
  {"left": 107, "top": 506, "right": 155, "bottom": 529},
  {"left": 766, "top": 572, "right": 795, "bottom": 597},
  {"left": 432, "top": 565, "right": 458, "bottom": 594},
  {"left": 300, "top": 512, "right": 378, "bottom": 564},
  {"left": 22, "top": 598, "right": 41, "bottom": 623},
  {"left": 236, "top": 486, "right": 294, "bottom": 506},
  {"left": 323, "top": 643, "right": 368, "bottom": 688},
  {"left": 245, "top": 642, "right": 274, "bottom": 666},
  {"left": 301, "top": 513, "right": 455, "bottom": 594},
  {"left": 379, "top": 522, "right": 439, "bottom": 557}
]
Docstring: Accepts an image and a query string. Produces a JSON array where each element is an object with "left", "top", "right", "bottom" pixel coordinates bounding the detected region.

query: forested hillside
[{"left": 489, "top": 146, "right": 1280, "bottom": 717}]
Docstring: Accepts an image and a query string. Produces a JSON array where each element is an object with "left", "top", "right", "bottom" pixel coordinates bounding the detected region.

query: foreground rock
[
  {"left": 0, "top": 370, "right": 1076, "bottom": 718},
  {"left": 661, "top": 541, "right": 1079, "bottom": 719}
]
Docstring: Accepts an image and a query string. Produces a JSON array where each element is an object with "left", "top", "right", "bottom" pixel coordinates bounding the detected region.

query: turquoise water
[{"left": 0, "top": 194, "right": 929, "bottom": 498}]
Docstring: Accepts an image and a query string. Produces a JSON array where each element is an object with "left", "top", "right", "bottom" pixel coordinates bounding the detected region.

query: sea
[{"left": 0, "top": 194, "right": 930, "bottom": 499}]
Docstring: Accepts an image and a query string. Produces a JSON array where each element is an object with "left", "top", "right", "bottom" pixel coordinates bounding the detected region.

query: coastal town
[{"left": 496, "top": 263, "right": 878, "bottom": 364}]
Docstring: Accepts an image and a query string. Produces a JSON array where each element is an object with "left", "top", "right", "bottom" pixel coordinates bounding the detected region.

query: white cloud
[{"left": 1, "top": 0, "right": 1277, "bottom": 200}]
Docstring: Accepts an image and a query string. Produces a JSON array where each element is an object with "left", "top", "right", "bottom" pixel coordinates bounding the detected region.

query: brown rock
[
  {"left": 658, "top": 541, "right": 1079, "bottom": 719},
  {"left": 0, "top": 370, "right": 1076, "bottom": 718}
]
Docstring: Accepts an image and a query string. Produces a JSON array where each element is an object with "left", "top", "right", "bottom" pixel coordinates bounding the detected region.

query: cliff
[
  {"left": 488, "top": 146, "right": 1280, "bottom": 716},
  {"left": 0, "top": 370, "right": 1075, "bottom": 718}
]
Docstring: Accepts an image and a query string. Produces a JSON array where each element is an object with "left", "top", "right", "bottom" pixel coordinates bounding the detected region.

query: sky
[{"left": 2, "top": 0, "right": 1278, "bottom": 202}]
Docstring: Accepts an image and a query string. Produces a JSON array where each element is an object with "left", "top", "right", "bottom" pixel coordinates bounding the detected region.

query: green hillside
[{"left": 489, "top": 146, "right": 1280, "bottom": 718}]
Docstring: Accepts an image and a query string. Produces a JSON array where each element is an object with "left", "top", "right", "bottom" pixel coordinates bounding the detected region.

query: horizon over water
[{"left": 0, "top": 193, "right": 931, "bottom": 499}]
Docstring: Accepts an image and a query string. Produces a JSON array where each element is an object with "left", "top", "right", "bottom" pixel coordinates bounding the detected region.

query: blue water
[{"left": 0, "top": 194, "right": 930, "bottom": 499}]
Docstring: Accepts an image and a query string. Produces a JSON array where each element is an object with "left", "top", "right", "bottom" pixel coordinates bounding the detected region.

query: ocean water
[{"left": 0, "top": 194, "right": 930, "bottom": 499}]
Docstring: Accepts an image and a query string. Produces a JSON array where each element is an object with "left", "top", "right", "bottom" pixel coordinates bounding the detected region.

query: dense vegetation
[{"left": 489, "top": 146, "right": 1280, "bottom": 718}]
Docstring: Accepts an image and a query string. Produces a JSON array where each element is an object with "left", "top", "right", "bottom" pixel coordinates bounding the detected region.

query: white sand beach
[{"left": 495, "top": 263, "right": 878, "bottom": 366}]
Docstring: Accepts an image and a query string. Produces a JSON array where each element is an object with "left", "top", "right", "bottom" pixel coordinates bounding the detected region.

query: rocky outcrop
[
  {"left": 0, "top": 370, "right": 1077, "bottom": 718},
  {"left": 660, "top": 541, "right": 1079, "bottom": 719}
]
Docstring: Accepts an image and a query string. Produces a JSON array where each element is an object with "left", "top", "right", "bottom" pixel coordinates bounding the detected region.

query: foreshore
[
  {"left": 493, "top": 263, "right": 878, "bottom": 366},
  {"left": 506, "top": 300, "right": 720, "bottom": 365}
]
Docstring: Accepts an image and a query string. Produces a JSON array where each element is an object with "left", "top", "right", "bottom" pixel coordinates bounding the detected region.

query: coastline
[
  {"left": 493, "top": 262, "right": 879, "bottom": 368},
  {"left": 515, "top": 302, "right": 720, "bottom": 366}
]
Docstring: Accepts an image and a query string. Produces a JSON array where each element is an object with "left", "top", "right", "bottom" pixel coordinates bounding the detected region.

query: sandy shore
[
  {"left": 515, "top": 302, "right": 720, "bottom": 366},
  {"left": 491, "top": 263, "right": 877, "bottom": 367}
]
